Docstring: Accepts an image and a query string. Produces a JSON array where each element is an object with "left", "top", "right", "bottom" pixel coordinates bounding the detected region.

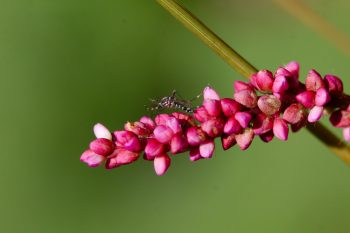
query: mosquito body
[{"left": 147, "top": 90, "right": 198, "bottom": 113}]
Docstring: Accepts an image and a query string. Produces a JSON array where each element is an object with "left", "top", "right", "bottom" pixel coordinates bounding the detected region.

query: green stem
[{"left": 156, "top": 0, "right": 350, "bottom": 165}]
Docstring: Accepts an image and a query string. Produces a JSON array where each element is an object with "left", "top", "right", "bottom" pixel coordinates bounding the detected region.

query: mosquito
[{"left": 146, "top": 90, "right": 201, "bottom": 113}]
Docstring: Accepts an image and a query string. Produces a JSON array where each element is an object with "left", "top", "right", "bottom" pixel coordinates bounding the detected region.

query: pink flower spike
[
  {"left": 296, "top": 91, "right": 316, "bottom": 108},
  {"left": 220, "top": 98, "right": 241, "bottom": 117},
  {"left": 201, "top": 118, "right": 225, "bottom": 137},
  {"left": 234, "top": 80, "right": 253, "bottom": 92},
  {"left": 187, "top": 127, "right": 207, "bottom": 146},
  {"left": 154, "top": 125, "right": 174, "bottom": 144},
  {"left": 93, "top": 123, "right": 112, "bottom": 140},
  {"left": 194, "top": 106, "right": 211, "bottom": 123},
  {"left": 89, "top": 138, "right": 115, "bottom": 156},
  {"left": 235, "top": 112, "right": 252, "bottom": 128},
  {"left": 330, "top": 110, "right": 350, "bottom": 128},
  {"left": 80, "top": 149, "right": 106, "bottom": 167},
  {"left": 236, "top": 128, "right": 254, "bottom": 150},
  {"left": 203, "top": 99, "right": 222, "bottom": 117},
  {"left": 154, "top": 154, "right": 171, "bottom": 176},
  {"left": 272, "top": 75, "right": 289, "bottom": 93},
  {"left": 273, "top": 118, "right": 289, "bottom": 141},
  {"left": 203, "top": 86, "right": 220, "bottom": 100},
  {"left": 199, "top": 140, "right": 215, "bottom": 158},
  {"left": 308, "top": 106, "right": 324, "bottom": 123},
  {"left": 224, "top": 116, "right": 242, "bottom": 134},
  {"left": 140, "top": 116, "right": 156, "bottom": 131},
  {"left": 257, "top": 94, "right": 281, "bottom": 116},
  {"left": 343, "top": 128, "right": 350, "bottom": 142},
  {"left": 170, "top": 134, "right": 188, "bottom": 154},
  {"left": 259, "top": 131, "right": 274, "bottom": 143},
  {"left": 255, "top": 70, "right": 274, "bottom": 92},
  {"left": 113, "top": 149, "right": 140, "bottom": 165},
  {"left": 284, "top": 61, "right": 299, "bottom": 79},
  {"left": 283, "top": 103, "right": 306, "bottom": 124},
  {"left": 189, "top": 148, "right": 202, "bottom": 162},
  {"left": 315, "top": 87, "right": 331, "bottom": 106},
  {"left": 221, "top": 134, "right": 236, "bottom": 150},
  {"left": 234, "top": 89, "right": 258, "bottom": 108},
  {"left": 306, "top": 69, "right": 325, "bottom": 91},
  {"left": 324, "top": 74, "right": 343, "bottom": 94},
  {"left": 145, "top": 139, "right": 166, "bottom": 158}
]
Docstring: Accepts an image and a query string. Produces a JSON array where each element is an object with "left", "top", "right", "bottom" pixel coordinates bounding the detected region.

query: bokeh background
[{"left": 1, "top": 0, "right": 350, "bottom": 232}]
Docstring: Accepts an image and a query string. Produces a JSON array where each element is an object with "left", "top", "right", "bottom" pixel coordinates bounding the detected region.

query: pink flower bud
[
  {"left": 273, "top": 118, "right": 289, "bottom": 141},
  {"left": 194, "top": 106, "right": 211, "bottom": 123},
  {"left": 80, "top": 149, "right": 106, "bottom": 167},
  {"left": 203, "top": 86, "right": 220, "bottom": 100},
  {"left": 330, "top": 110, "right": 350, "bottom": 128},
  {"left": 224, "top": 116, "right": 242, "bottom": 134},
  {"left": 201, "top": 118, "right": 225, "bottom": 137},
  {"left": 308, "top": 106, "right": 324, "bottom": 123},
  {"left": 189, "top": 148, "right": 202, "bottom": 161},
  {"left": 296, "top": 91, "right": 315, "bottom": 108},
  {"left": 140, "top": 116, "right": 156, "bottom": 131},
  {"left": 221, "top": 134, "right": 236, "bottom": 150},
  {"left": 254, "top": 70, "right": 274, "bottom": 92},
  {"left": 234, "top": 81, "right": 253, "bottom": 92},
  {"left": 89, "top": 138, "right": 114, "bottom": 156},
  {"left": 172, "top": 112, "right": 196, "bottom": 127},
  {"left": 93, "top": 123, "right": 112, "bottom": 140},
  {"left": 284, "top": 61, "right": 299, "bottom": 79},
  {"left": 187, "top": 127, "right": 207, "bottom": 146},
  {"left": 170, "top": 133, "right": 188, "bottom": 154},
  {"left": 145, "top": 139, "right": 166, "bottom": 158},
  {"left": 234, "top": 89, "right": 258, "bottom": 108},
  {"left": 324, "top": 74, "right": 343, "bottom": 94},
  {"left": 154, "top": 154, "right": 171, "bottom": 176},
  {"left": 343, "top": 127, "right": 350, "bottom": 142},
  {"left": 124, "top": 121, "right": 151, "bottom": 136},
  {"left": 257, "top": 94, "right": 281, "bottom": 115},
  {"left": 113, "top": 131, "right": 141, "bottom": 152},
  {"left": 165, "top": 117, "right": 182, "bottom": 134},
  {"left": 272, "top": 75, "right": 289, "bottom": 93},
  {"left": 203, "top": 99, "right": 222, "bottom": 117},
  {"left": 315, "top": 87, "right": 331, "bottom": 106},
  {"left": 252, "top": 113, "right": 273, "bottom": 135},
  {"left": 236, "top": 128, "right": 254, "bottom": 150},
  {"left": 275, "top": 67, "right": 293, "bottom": 77},
  {"left": 155, "top": 114, "right": 172, "bottom": 126},
  {"left": 199, "top": 140, "right": 215, "bottom": 158},
  {"left": 112, "top": 149, "right": 139, "bottom": 165},
  {"left": 259, "top": 131, "right": 274, "bottom": 143},
  {"left": 306, "top": 69, "right": 325, "bottom": 91},
  {"left": 283, "top": 103, "right": 306, "bottom": 124},
  {"left": 220, "top": 98, "right": 241, "bottom": 117},
  {"left": 154, "top": 125, "right": 174, "bottom": 144},
  {"left": 235, "top": 112, "right": 252, "bottom": 128}
]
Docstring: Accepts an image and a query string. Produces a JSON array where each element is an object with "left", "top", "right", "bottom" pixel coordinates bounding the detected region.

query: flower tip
[
  {"left": 80, "top": 149, "right": 106, "bottom": 167},
  {"left": 273, "top": 118, "right": 289, "bottom": 141},
  {"left": 203, "top": 86, "right": 220, "bottom": 100},
  {"left": 154, "top": 154, "right": 171, "bottom": 176},
  {"left": 93, "top": 123, "right": 112, "bottom": 140}
]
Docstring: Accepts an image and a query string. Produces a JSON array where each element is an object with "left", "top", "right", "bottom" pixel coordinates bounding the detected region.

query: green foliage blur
[{"left": 1, "top": 0, "right": 350, "bottom": 232}]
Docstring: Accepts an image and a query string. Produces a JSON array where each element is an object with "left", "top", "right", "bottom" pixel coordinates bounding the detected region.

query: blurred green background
[{"left": 1, "top": 0, "right": 350, "bottom": 232}]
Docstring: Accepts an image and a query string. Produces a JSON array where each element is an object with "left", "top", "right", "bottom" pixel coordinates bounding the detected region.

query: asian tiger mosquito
[{"left": 146, "top": 90, "right": 201, "bottom": 113}]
